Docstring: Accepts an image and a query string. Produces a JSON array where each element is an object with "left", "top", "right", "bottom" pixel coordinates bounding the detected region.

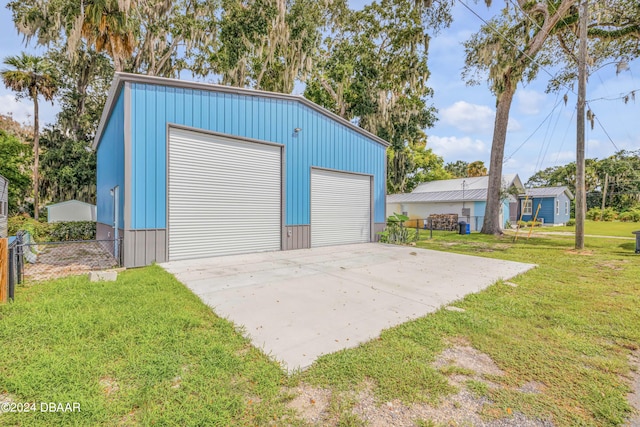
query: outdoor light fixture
[{"left": 292, "top": 127, "right": 302, "bottom": 137}]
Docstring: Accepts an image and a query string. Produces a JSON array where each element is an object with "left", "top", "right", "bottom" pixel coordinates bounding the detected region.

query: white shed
[{"left": 47, "top": 200, "right": 97, "bottom": 223}]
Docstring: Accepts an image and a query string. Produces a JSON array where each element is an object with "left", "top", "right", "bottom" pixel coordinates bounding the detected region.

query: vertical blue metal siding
[
  {"left": 96, "top": 91, "right": 125, "bottom": 227},
  {"left": 521, "top": 198, "right": 554, "bottom": 223},
  {"left": 128, "top": 83, "right": 386, "bottom": 229}
]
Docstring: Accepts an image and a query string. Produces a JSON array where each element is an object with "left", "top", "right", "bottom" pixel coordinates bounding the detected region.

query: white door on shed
[
  {"left": 168, "top": 128, "right": 281, "bottom": 261},
  {"left": 311, "top": 169, "right": 371, "bottom": 247}
]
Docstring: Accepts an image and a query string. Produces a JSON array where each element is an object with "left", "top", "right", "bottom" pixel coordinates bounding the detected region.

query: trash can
[
  {"left": 466, "top": 223, "right": 470, "bottom": 234},
  {"left": 458, "top": 221, "right": 467, "bottom": 235},
  {"left": 633, "top": 231, "right": 640, "bottom": 254}
]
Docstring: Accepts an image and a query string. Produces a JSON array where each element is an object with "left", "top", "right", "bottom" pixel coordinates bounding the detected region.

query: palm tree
[
  {"left": 2, "top": 53, "right": 58, "bottom": 220},
  {"left": 466, "top": 161, "right": 488, "bottom": 177},
  {"left": 80, "top": 0, "right": 136, "bottom": 72}
]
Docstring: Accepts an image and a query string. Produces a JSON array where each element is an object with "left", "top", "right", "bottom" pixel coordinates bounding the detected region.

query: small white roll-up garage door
[
  {"left": 311, "top": 169, "right": 371, "bottom": 247},
  {"left": 168, "top": 128, "right": 281, "bottom": 260}
]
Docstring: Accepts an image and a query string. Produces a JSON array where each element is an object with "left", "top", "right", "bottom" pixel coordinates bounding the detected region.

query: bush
[
  {"left": 517, "top": 220, "right": 542, "bottom": 228},
  {"left": 379, "top": 213, "right": 417, "bottom": 244},
  {"left": 8, "top": 215, "right": 52, "bottom": 242},
  {"left": 586, "top": 208, "right": 601, "bottom": 221},
  {"left": 586, "top": 207, "right": 618, "bottom": 221},
  {"left": 566, "top": 218, "right": 576, "bottom": 226},
  {"left": 8, "top": 216, "right": 96, "bottom": 242},
  {"left": 49, "top": 221, "right": 96, "bottom": 241},
  {"left": 619, "top": 209, "right": 640, "bottom": 222}
]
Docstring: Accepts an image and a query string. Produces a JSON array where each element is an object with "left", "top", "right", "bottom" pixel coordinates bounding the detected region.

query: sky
[{"left": 1, "top": 1, "right": 638, "bottom": 184}]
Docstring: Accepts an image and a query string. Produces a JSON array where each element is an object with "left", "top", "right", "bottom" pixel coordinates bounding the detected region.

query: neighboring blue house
[
  {"left": 518, "top": 186, "right": 574, "bottom": 225},
  {"left": 93, "top": 73, "right": 388, "bottom": 267}
]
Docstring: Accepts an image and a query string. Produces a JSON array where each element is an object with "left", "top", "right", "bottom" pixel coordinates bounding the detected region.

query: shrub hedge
[{"left": 8, "top": 216, "right": 96, "bottom": 242}]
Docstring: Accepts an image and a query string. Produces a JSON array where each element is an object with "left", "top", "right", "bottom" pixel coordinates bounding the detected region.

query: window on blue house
[
  {"left": 556, "top": 200, "right": 559, "bottom": 214},
  {"left": 565, "top": 201, "right": 569, "bottom": 215},
  {"left": 522, "top": 199, "right": 532, "bottom": 215}
]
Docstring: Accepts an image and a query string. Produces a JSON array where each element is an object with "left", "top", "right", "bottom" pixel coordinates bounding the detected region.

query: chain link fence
[{"left": 11, "top": 234, "right": 122, "bottom": 283}]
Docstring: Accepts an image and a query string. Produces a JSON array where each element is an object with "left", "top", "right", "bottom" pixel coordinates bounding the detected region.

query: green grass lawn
[
  {"left": 0, "top": 266, "right": 300, "bottom": 426},
  {"left": 1, "top": 232, "right": 639, "bottom": 426},
  {"left": 526, "top": 220, "right": 640, "bottom": 237}
]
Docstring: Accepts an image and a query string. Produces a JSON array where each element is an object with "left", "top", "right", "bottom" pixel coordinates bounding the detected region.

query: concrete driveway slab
[{"left": 161, "top": 243, "right": 534, "bottom": 372}]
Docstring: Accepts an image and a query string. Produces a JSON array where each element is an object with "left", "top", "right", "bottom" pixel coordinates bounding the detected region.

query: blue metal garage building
[{"left": 93, "top": 73, "right": 388, "bottom": 267}]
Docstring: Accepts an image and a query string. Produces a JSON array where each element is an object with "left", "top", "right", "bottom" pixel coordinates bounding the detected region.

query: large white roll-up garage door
[
  {"left": 168, "top": 128, "right": 281, "bottom": 260},
  {"left": 311, "top": 169, "right": 371, "bottom": 247}
]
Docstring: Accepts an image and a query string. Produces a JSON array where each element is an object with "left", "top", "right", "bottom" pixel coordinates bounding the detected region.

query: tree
[
  {"left": 0, "top": 129, "right": 32, "bottom": 213},
  {"left": 45, "top": 45, "right": 114, "bottom": 140},
  {"left": 207, "top": 0, "right": 325, "bottom": 92},
  {"left": 304, "top": 0, "right": 450, "bottom": 192},
  {"left": 464, "top": 0, "right": 640, "bottom": 235},
  {"left": 387, "top": 136, "right": 451, "bottom": 194},
  {"left": 8, "top": 0, "right": 218, "bottom": 76},
  {"left": 597, "top": 150, "right": 640, "bottom": 212},
  {"left": 463, "top": 0, "right": 576, "bottom": 235},
  {"left": 466, "top": 160, "right": 487, "bottom": 177},
  {"left": 1, "top": 53, "right": 58, "bottom": 220},
  {"left": 39, "top": 128, "right": 96, "bottom": 204},
  {"left": 445, "top": 160, "right": 469, "bottom": 178}
]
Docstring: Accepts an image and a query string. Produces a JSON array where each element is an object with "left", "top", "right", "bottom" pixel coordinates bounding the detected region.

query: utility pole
[
  {"left": 600, "top": 173, "right": 609, "bottom": 221},
  {"left": 575, "top": 0, "right": 588, "bottom": 250}
]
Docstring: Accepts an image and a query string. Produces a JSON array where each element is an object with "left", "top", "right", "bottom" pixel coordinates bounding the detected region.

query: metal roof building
[
  {"left": 94, "top": 73, "right": 388, "bottom": 267},
  {"left": 387, "top": 174, "right": 524, "bottom": 231}
]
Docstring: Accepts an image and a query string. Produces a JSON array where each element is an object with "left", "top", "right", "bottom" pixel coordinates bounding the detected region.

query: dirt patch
[
  {"left": 287, "top": 342, "right": 554, "bottom": 426},
  {"left": 24, "top": 241, "right": 118, "bottom": 282},
  {"left": 288, "top": 382, "right": 553, "bottom": 427},
  {"left": 99, "top": 376, "right": 120, "bottom": 396},
  {"left": 518, "top": 381, "right": 546, "bottom": 394},
  {"left": 597, "top": 261, "right": 626, "bottom": 270},
  {"left": 564, "top": 249, "right": 594, "bottom": 256},
  {"left": 287, "top": 384, "right": 332, "bottom": 424},
  {"left": 0, "top": 393, "right": 15, "bottom": 404},
  {"left": 433, "top": 339, "right": 505, "bottom": 378}
]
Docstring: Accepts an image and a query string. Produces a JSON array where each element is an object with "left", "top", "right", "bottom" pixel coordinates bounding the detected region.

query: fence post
[{"left": 0, "top": 238, "right": 7, "bottom": 304}]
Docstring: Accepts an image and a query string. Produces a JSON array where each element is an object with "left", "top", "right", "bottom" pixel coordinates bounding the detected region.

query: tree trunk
[
  {"left": 33, "top": 93, "right": 39, "bottom": 221},
  {"left": 481, "top": 79, "right": 516, "bottom": 235}
]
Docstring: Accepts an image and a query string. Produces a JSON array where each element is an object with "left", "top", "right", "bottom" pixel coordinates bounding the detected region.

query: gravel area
[
  {"left": 288, "top": 341, "right": 556, "bottom": 426},
  {"left": 24, "top": 241, "right": 118, "bottom": 281}
]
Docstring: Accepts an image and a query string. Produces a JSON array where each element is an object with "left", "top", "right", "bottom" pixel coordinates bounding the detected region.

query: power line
[
  {"left": 586, "top": 102, "right": 620, "bottom": 151},
  {"left": 587, "top": 88, "right": 639, "bottom": 103},
  {"left": 553, "top": 106, "right": 577, "bottom": 165},
  {"left": 503, "top": 94, "right": 568, "bottom": 163}
]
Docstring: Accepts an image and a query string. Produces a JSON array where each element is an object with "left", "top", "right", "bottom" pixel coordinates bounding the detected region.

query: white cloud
[
  {"left": 428, "top": 135, "right": 489, "bottom": 162},
  {"left": 439, "top": 100, "right": 522, "bottom": 134},
  {"left": 507, "top": 118, "right": 522, "bottom": 132},
  {"left": 548, "top": 150, "right": 576, "bottom": 163},
  {"left": 440, "top": 101, "right": 494, "bottom": 133},
  {"left": 0, "top": 94, "right": 32, "bottom": 125},
  {"left": 516, "top": 89, "right": 546, "bottom": 115}
]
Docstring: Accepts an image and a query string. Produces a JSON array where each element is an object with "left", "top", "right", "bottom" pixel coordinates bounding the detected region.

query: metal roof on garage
[{"left": 387, "top": 189, "right": 488, "bottom": 203}]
